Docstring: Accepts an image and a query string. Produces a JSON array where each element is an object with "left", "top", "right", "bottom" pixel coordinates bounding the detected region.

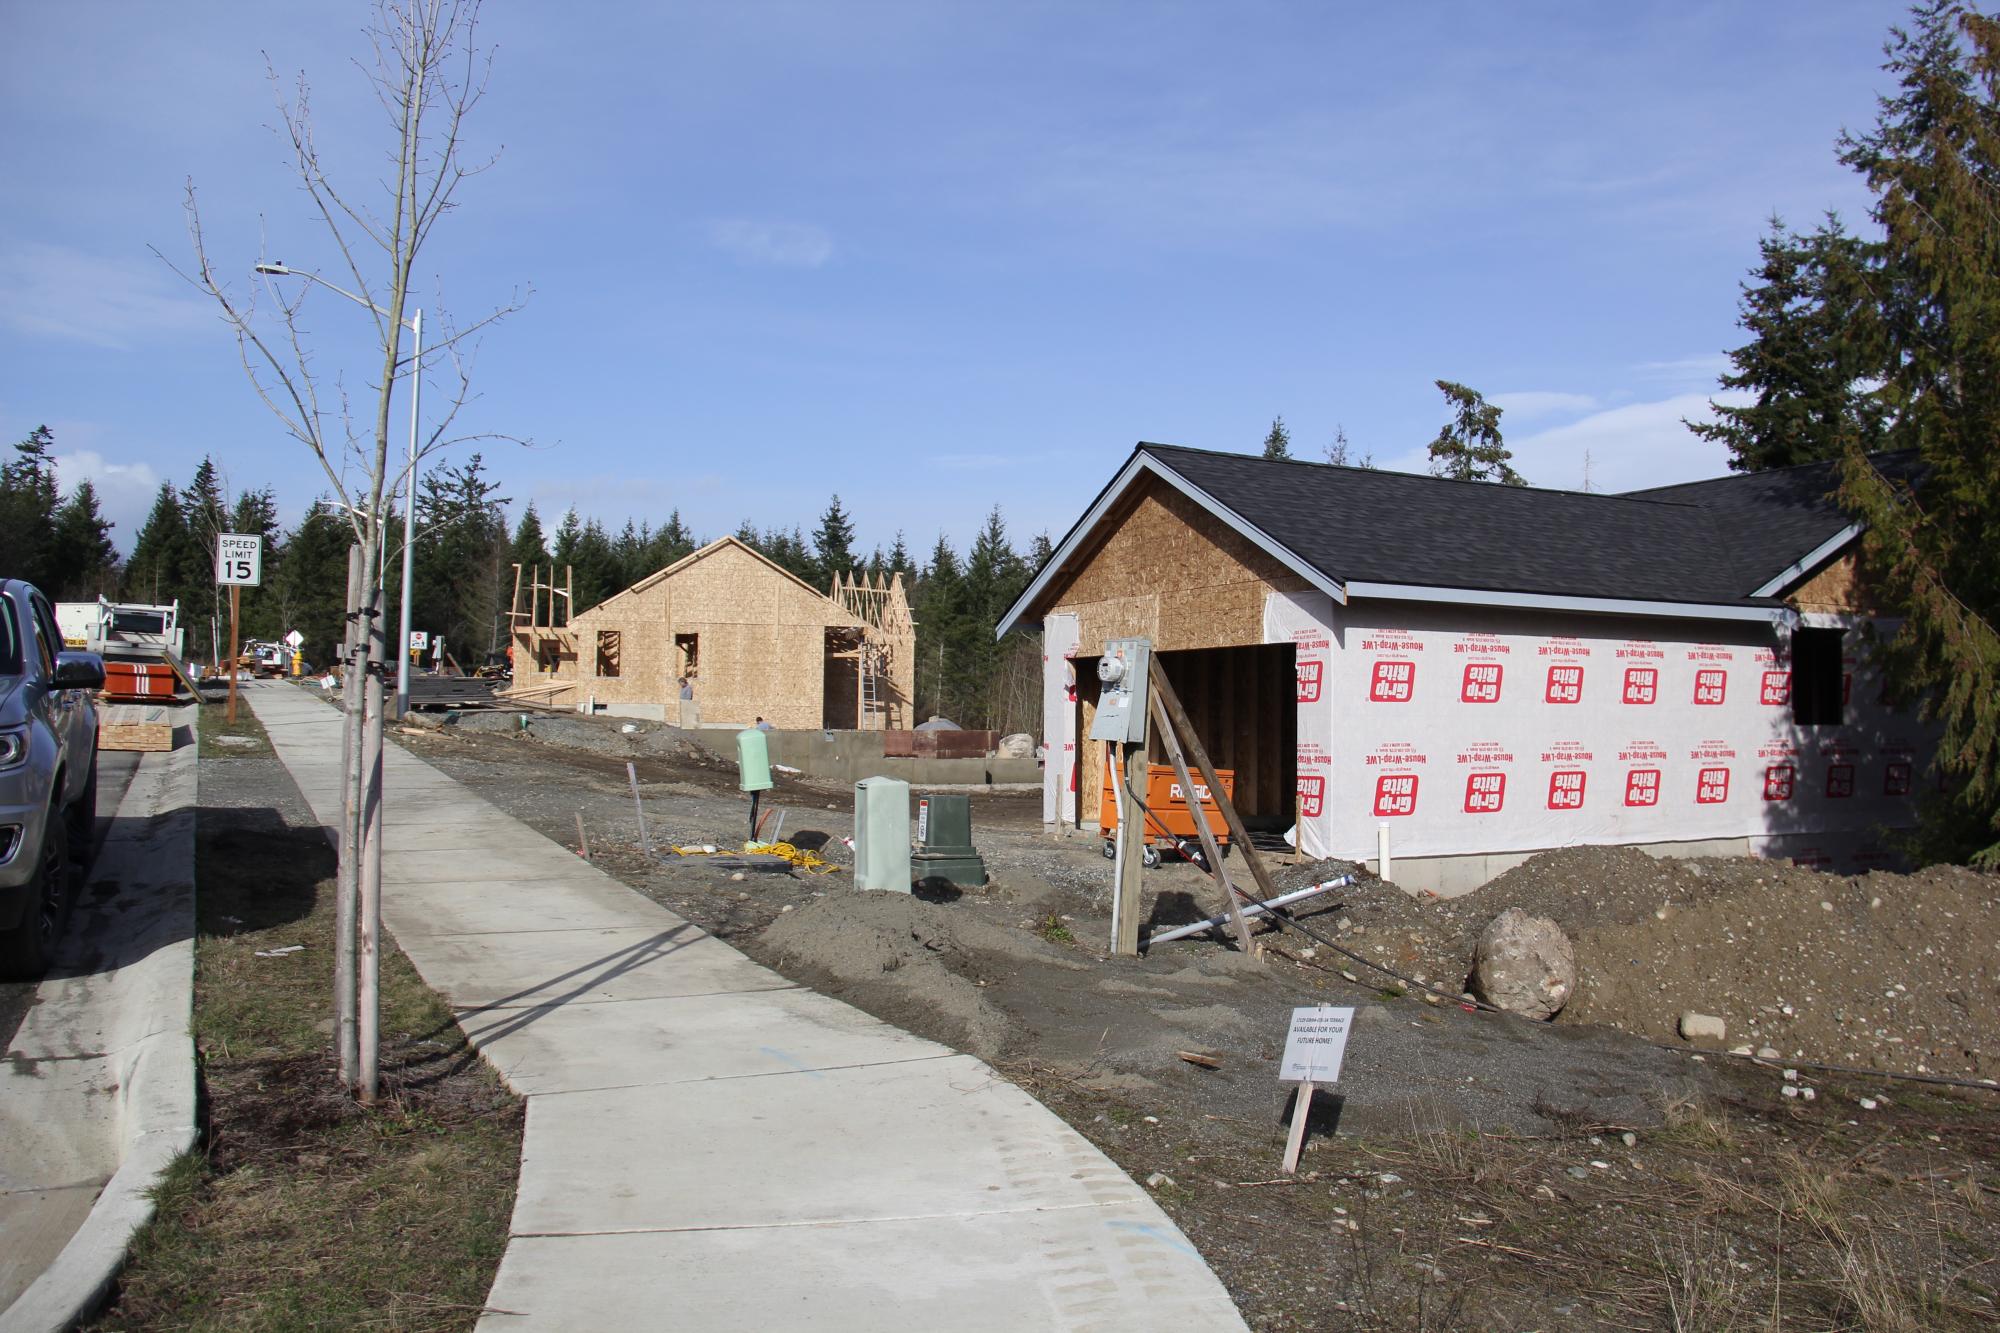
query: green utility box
[{"left": 912, "top": 793, "right": 985, "bottom": 888}]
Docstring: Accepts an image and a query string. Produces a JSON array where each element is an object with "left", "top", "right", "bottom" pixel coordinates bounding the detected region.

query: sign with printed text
[
  {"left": 1547, "top": 769, "right": 1587, "bottom": 810},
  {"left": 1460, "top": 662, "right": 1503, "bottom": 703},
  {"left": 215, "top": 533, "right": 263, "bottom": 586},
  {"left": 1693, "top": 669, "right": 1728, "bottom": 706},
  {"left": 1372, "top": 772, "right": 1418, "bottom": 817},
  {"left": 1296, "top": 775, "right": 1325, "bottom": 819},
  {"left": 1545, "top": 664, "right": 1583, "bottom": 704},
  {"left": 1696, "top": 766, "right": 1731, "bottom": 804},
  {"left": 1279, "top": 1005, "right": 1354, "bottom": 1084},
  {"left": 1760, "top": 671, "right": 1791, "bottom": 706},
  {"left": 1369, "top": 660, "right": 1415, "bottom": 703},
  {"left": 409, "top": 631, "right": 431, "bottom": 650},
  {"left": 1296, "top": 658, "right": 1323, "bottom": 703},
  {"left": 1463, "top": 771, "right": 1506, "bottom": 813},
  {"left": 1763, "top": 764, "right": 1795, "bottom": 801},
  {"left": 1624, "top": 767, "right": 1661, "bottom": 807},
  {"left": 1622, "top": 666, "right": 1657, "bottom": 705}
]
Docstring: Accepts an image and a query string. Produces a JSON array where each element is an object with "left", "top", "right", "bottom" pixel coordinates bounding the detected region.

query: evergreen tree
[
  {"left": 647, "top": 510, "right": 696, "bottom": 569},
  {"left": 1690, "top": 216, "right": 1890, "bottom": 471},
  {"left": 1427, "top": 381, "right": 1524, "bottom": 485},
  {"left": 1833, "top": 1, "right": 2000, "bottom": 862},
  {"left": 0, "top": 426, "right": 60, "bottom": 590},
  {"left": 272, "top": 501, "right": 353, "bottom": 668},
  {"left": 1029, "top": 531, "right": 1055, "bottom": 570},
  {"left": 228, "top": 487, "right": 284, "bottom": 640},
  {"left": 914, "top": 533, "right": 965, "bottom": 723},
  {"left": 811, "top": 494, "right": 857, "bottom": 588},
  {"left": 509, "top": 502, "right": 551, "bottom": 573},
  {"left": 1325, "top": 423, "right": 1375, "bottom": 468},
  {"left": 551, "top": 508, "right": 585, "bottom": 625},
  {"left": 46, "top": 481, "right": 118, "bottom": 601},
  {"left": 1261, "top": 416, "right": 1292, "bottom": 460},
  {"left": 126, "top": 481, "right": 196, "bottom": 608},
  {"left": 886, "top": 531, "right": 912, "bottom": 579},
  {"left": 412, "top": 453, "right": 511, "bottom": 657},
  {"left": 567, "top": 519, "right": 621, "bottom": 613}
]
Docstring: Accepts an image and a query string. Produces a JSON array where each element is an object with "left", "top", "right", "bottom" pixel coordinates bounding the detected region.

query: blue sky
[{"left": 1, "top": 2, "right": 1902, "bottom": 561}]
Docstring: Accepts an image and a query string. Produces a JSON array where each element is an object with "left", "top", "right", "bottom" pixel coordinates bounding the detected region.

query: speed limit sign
[{"left": 216, "top": 533, "right": 263, "bottom": 586}]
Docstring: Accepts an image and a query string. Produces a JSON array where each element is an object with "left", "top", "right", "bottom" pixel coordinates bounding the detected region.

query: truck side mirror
[{"left": 53, "top": 651, "right": 106, "bottom": 690}]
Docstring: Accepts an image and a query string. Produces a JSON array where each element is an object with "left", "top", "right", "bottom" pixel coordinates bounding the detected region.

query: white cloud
[
  {"left": 1633, "top": 354, "right": 1731, "bottom": 387},
  {"left": 1505, "top": 391, "right": 1750, "bottom": 493},
  {"left": 1489, "top": 391, "right": 1598, "bottom": 421},
  {"left": 52, "top": 449, "right": 164, "bottom": 553},
  {"left": 0, "top": 243, "right": 211, "bottom": 349},
  {"left": 704, "top": 219, "right": 834, "bottom": 268}
]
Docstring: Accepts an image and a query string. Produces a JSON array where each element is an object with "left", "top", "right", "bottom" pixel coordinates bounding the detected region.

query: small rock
[
  {"left": 1781, "top": 1085, "right": 1800, "bottom": 1099},
  {"left": 1801, "top": 1088, "right": 1816, "bottom": 1102},
  {"left": 780, "top": 904, "right": 794, "bottom": 913},
  {"left": 1621, "top": 1132, "right": 1636, "bottom": 1148},
  {"left": 730, "top": 874, "right": 746, "bottom": 883},
  {"left": 1757, "top": 1046, "right": 1780, "bottom": 1060},
  {"left": 1859, "top": 1097, "right": 1879, "bottom": 1110},
  {"left": 1534, "top": 1184, "right": 1556, "bottom": 1200},
  {"left": 1565, "top": 1166, "right": 1590, "bottom": 1180},
  {"left": 1145, "top": 1172, "right": 1174, "bottom": 1189},
  {"left": 1679, "top": 1012, "right": 1727, "bottom": 1044}
]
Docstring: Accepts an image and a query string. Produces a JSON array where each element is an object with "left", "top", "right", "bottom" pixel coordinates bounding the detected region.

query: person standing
[{"left": 678, "top": 674, "right": 699, "bottom": 729}]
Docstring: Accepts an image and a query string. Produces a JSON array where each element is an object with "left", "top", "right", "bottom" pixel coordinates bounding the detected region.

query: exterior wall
[
  {"left": 1049, "top": 475, "right": 1305, "bottom": 825},
  {"left": 1315, "top": 598, "right": 1932, "bottom": 875},
  {"left": 511, "top": 542, "right": 866, "bottom": 731}
]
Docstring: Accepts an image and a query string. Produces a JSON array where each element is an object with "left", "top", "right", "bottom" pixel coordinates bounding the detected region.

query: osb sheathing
[
  {"left": 1787, "top": 550, "right": 1875, "bottom": 615},
  {"left": 509, "top": 538, "right": 897, "bottom": 731},
  {"left": 1043, "top": 473, "right": 1308, "bottom": 829}
]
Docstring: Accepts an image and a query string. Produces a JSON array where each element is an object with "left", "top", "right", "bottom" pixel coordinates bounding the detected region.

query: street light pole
[
  {"left": 397, "top": 307, "right": 421, "bottom": 716},
  {"left": 254, "top": 262, "right": 420, "bottom": 713}
]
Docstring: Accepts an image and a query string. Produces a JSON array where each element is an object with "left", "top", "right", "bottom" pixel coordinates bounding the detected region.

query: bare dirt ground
[{"left": 392, "top": 699, "right": 2000, "bottom": 1331}]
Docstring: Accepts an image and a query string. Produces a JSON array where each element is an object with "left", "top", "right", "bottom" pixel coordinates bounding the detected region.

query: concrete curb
[{"left": 0, "top": 718, "right": 199, "bottom": 1333}]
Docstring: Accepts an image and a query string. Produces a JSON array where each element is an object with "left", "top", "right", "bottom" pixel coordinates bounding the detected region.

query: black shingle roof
[{"left": 1132, "top": 444, "right": 1896, "bottom": 607}]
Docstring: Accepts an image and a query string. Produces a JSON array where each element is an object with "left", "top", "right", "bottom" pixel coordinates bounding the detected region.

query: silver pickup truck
[{"left": 0, "top": 578, "right": 105, "bottom": 978}]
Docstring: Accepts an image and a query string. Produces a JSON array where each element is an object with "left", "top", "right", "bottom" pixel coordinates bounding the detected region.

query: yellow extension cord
[{"left": 670, "top": 841, "right": 841, "bottom": 874}]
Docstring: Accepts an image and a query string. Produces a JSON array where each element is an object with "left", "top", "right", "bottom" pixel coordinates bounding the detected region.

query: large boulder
[
  {"left": 996, "top": 732, "right": 1035, "bottom": 759},
  {"left": 1471, "top": 908, "right": 1577, "bottom": 1020}
]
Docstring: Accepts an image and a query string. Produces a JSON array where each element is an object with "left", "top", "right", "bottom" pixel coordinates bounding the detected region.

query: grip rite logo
[
  {"left": 1622, "top": 667, "right": 1658, "bottom": 705},
  {"left": 1696, "top": 767, "right": 1730, "bottom": 804},
  {"left": 1372, "top": 773, "right": 1418, "bottom": 817},
  {"left": 1763, "top": 764, "right": 1795, "bottom": 801},
  {"left": 1624, "top": 768, "right": 1661, "bottom": 807},
  {"left": 1463, "top": 771, "right": 1506, "bottom": 813},
  {"left": 1460, "top": 662, "right": 1502, "bottom": 703},
  {"left": 1369, "top": 660, "right": 1415, "bottom": 703},
  {"left": 1544, "top": 664, "right": 1583, "bottom": 704},
  {"left": 1694, "top": 669, "right": 1728, "bottom": 706},
  {"left": 1296, "top": 775, "right": 1325, "bottom": 818},
  {"left": 1296, "top": 659, "right": 1323, "bottom": 704},
  {"left": 1826, "top": 764, "right": 1856, "bottom": 799},
  {"left": 1546, "top": 770, "right": 1586, "bottom": 810},
  {"left": 1760, "top": 671, "right": 1790, "bottom": 706}
]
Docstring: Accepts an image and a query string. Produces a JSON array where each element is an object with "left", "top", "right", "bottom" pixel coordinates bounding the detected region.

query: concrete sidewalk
[{"left": 246, "top": 683, "right": 1245, "bottom": 1332}]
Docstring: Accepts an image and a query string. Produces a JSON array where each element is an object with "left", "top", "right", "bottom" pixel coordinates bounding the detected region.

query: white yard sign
[
  {"left": 1279, "top": 1005, "right": 1354, "bottom": 1084},
  {"left": 409, "top": 631, "right": 430, "bottom": 651},
  {"left": 215, "top": 533, "right": 263, "bottom": 586}
]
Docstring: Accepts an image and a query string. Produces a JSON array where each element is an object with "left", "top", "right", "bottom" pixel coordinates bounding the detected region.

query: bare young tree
[{"left": 163, "top": 0, "right": 524, "bottom": 1104}]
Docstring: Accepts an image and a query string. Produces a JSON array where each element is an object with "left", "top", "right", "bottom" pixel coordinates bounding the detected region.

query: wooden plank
[
  {"left": 1281, "top": 1081, "right": 1316, "bottom": 1174},
  {"left": 1148, "top": 689, "right": 1254, "bottom": 953},
  {"left": 1112, "top": 741, "right": 1146, "bottom": 957},
  {"left": 100, "top": 704, "right": 175, "bottom": 753}
]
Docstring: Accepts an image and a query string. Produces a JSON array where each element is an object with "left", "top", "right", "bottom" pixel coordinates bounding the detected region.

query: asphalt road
[{"left": 0, "top": 751, "right": 142, "bottom": 1052}]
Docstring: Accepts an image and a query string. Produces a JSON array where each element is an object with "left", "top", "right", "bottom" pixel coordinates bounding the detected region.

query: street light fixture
[{"left": 254, "top": 261, "right": 423, "bottom": 715}]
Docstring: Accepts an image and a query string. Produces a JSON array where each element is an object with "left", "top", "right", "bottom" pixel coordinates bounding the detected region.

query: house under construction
[{"left": 507, "top": 537, "right": 914, "bottom": 731}]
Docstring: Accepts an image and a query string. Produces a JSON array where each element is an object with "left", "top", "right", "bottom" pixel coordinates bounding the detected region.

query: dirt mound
[
  {"left": 1275, "top": 847, "right": 1999, "bottom": 1079},
  {"left": 759, "top": 891, "right": 1086, "bottom": 1059}
]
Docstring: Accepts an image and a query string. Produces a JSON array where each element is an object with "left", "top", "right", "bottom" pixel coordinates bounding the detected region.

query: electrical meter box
[
  {"left": 1088, "top": 636, "right": 1151, "bottom": 744},
  {"left": 853, "top": 776, "right": 913, "bottom": 893},
  {"left": 912, "top": 793, "right": 985, "bottom": 888}
]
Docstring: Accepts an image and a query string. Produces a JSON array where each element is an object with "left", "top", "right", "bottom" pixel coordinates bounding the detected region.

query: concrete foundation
[{"left": 690, "top": 728, "right": 1040, "bottom": 787}]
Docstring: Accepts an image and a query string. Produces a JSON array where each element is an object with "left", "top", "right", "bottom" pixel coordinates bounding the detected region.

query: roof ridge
[{"left": 1138, "top": 441, "right": 1705, "bottom": 509}]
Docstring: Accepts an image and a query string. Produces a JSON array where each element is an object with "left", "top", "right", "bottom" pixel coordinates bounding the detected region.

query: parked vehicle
[{"left": 0, "top": 579, "right": 105, "bottom": 978}]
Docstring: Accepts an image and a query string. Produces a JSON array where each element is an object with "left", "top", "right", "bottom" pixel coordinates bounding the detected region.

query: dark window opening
[
  {"left": 1792, "top": 627, "right": 1844, "bottom": 726},
  {"left": 595, "top": 630, "right": 622, "bottom": 678}
]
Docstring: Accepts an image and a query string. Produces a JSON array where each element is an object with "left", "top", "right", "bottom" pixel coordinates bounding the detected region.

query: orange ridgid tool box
[{"left": 1099, "top": 753, "right": 1233, "bottom": 865}]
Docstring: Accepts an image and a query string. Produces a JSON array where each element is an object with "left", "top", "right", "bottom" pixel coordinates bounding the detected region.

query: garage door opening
[{"left": 1151, "top": 644, "right": 1297, "bottom": 832}]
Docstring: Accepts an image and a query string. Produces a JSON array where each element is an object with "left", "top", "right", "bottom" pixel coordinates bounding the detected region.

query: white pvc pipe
[
  {"left": 1377, "top": 822, "right": 1392, "bottom": 883},
  {"left": 1145, "top": 875, "right": 1355, "bottom": 947}
]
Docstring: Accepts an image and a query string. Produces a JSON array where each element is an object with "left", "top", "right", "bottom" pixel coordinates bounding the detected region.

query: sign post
[
  {"left": 215, "top": 533, "right": 264, "bottom": 723},
  {"left": 1278, "top": 1004, "right": 1354, "bottom": 1173}
]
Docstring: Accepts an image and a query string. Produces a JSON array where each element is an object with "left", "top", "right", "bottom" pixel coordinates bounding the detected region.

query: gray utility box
[
  {"left": 853, "top": 776, "right": 913, "bottom": 893},
  {"left": 912, "top": 793, "right": 985, "bottom": 888}
]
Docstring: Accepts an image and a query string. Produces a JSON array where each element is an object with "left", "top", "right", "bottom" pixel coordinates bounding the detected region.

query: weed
[{"left": 1037, "top": 913, "right": 1075, "bottom": 945}]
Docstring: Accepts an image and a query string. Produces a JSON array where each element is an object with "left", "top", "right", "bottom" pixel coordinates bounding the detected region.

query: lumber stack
[{"left": 99, "top": 703, "right": 176, "bottom": 753}]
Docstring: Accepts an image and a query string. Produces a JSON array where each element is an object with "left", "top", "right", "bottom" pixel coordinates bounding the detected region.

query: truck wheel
[{"left": 0, "top": 813, "right": 67, "bottom": 980}]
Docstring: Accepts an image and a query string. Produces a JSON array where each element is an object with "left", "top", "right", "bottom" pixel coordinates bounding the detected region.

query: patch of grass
[
  {"left": 92, "top": 705, "right": 522, "bottom": 1332},
  {"left": 196, "top": 695, "right": 273, "bottom": 759},
  {"left": 1036, "top": 913, "right": 1075, "bottom": 945}
]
